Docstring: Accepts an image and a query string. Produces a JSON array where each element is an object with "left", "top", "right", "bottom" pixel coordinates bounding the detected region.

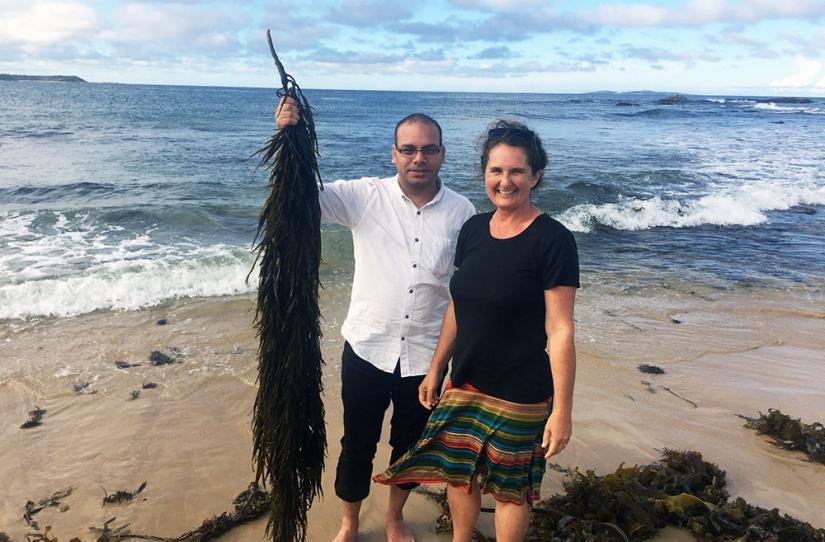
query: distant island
[{"left": 0, "top": 74, "right": 86, "bottom": 83}]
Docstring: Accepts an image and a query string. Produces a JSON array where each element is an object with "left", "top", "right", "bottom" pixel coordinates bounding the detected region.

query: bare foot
[
  {"left": 331, "top": 523, "right": 358, "bottom": 542},
  {"left": 386, "top": 517, "right": 416, "bottom": 542}
]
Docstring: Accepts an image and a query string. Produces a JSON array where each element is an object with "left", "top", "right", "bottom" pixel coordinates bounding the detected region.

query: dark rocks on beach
[
  {"left": 115, "top": 360, "right": 140, "bottom": 369},
  {"left": 757, "top": 97, "right": 813, "bottom": 104},
  {"left": 142, "top": 382, "right": 158, "bottom": 389},
  {"left": 0, "top": 531, "right": 10, "bottom": 542},
  {"left": 670, "top": 317, "right": 682, "bottom": 324},
  {"left": 20, "top": 406, "right": 46, "bottom": 429},
  {"left": 128, "top": 390, "right": 141, "bottom": 400},
  {"left": 156, "top": 318, "right": 168, "bottom": 325},
  {"left": 639, "top": 364, "right": 666, "bottom": 374},
  {"left": 657, "top": 94, "right": 688, "bottom": 105}
]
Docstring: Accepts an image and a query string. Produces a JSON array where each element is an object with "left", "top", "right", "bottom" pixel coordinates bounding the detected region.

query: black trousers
[{"left": 334, "top": 341, "right": 431, "bottom": 502}]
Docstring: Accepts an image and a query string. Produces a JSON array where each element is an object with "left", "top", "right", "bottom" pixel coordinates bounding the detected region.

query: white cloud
[
  {"left": 101, "top": 3, "right": 243, "bottom": 43},
  {"left": 736, "top": 0, "right": 825, "bottom": 21},
  {"left": 578, "top": 0, "right": 825, "bottom": 28},
  {"left": 451, "top": 0, "right": 544, "bottom": 9},
  {"left": 0, "top": 1, "right": 99, "bottom": 49},
  {"left": 769, "top": 55, "right": 823, "bottom": 88}
]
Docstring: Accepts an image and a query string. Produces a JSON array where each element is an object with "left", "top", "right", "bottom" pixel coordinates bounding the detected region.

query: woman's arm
[
  {"left": 419, "top": 300, "right": 457, "bottom": 410},
  {"left": 541, "top": 286, "right": 577, "bottom": 458}
]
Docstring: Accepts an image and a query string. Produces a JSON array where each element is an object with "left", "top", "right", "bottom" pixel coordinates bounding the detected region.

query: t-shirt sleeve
[
  {"left": 542, "top": 228, "right": 581, "bottom": 289},
  {"left": 453, "top": 219, "right": 471, "bottom": 268}
]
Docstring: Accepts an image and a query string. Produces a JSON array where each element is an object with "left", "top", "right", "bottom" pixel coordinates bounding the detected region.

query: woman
[{"left": 374, "top": 120, "right": 579, "bottom": 542}]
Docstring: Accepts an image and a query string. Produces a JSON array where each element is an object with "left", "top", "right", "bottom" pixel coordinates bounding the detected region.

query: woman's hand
[
  {"left": 274, "top": 96, "right": 300, "bottom": 128},
  {"left": 418, "top": 369, "right": 444, "bottom": 410},
  {"left": 542, "top": 408, "right": 572, "bottom": 459}
]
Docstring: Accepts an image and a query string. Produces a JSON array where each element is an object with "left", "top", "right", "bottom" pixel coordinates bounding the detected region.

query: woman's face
[{"left": 484, "top": 143, "right": 541, "bottom": 213}]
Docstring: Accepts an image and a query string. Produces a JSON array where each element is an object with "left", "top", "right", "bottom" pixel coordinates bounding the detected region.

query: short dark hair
[
  {"left": 480, "top": 120, "right": 548, "bottom": 189},
  {"left": 394, "top": 113, "right": 443, "bottom": 146}
]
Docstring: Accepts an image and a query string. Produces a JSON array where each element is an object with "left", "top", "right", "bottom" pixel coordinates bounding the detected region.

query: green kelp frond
[{"left": 742, "top": 409, "right": 825, "bottom": 464}]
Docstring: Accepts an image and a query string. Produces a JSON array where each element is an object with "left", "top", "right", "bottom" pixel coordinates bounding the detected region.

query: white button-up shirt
[{"left": 320, "top": 175, "right": 475, "bottom": 376}]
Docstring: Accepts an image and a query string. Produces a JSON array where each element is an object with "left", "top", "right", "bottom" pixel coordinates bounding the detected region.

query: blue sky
[{"left": 1, "top": 0, "right": 824, "bottom": 95}]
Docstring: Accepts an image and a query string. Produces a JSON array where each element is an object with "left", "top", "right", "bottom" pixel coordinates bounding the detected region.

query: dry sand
[{"left": 1, "top": 280, "right": 823, "bottom": 540}]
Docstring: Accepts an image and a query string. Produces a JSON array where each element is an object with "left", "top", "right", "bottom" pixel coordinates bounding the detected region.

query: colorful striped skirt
[{"left": 373, "top": 382, "right": 552, "bottom": 504}]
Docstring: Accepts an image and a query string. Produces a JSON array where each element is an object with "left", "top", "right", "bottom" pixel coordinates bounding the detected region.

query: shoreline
[{"left": 1, "top": 282, "right": 824, "bottom": 540}]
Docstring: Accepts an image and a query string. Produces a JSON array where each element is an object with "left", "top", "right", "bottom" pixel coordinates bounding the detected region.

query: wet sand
[{"left": 1, "top": 280, "right": 824, "bottom": 540}]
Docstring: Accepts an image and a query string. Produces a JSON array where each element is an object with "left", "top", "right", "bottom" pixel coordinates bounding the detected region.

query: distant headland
[{"left": 0, "top": 74, "right": 86, "bottom": 83}]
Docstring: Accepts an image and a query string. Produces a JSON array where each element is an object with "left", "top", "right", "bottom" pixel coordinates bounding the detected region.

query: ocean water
[{"left": 1, "top": 82, "right": 824, "bottom": 319}]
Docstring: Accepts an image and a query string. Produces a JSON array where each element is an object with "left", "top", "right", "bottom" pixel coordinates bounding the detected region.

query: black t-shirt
[{"left": 449, "top": 212, "right": 580, "bottom": 404}]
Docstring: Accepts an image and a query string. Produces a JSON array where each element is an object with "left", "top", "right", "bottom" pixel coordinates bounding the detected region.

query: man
[{"left": 276, "top": 97, "right": 475, "bottom": 542}]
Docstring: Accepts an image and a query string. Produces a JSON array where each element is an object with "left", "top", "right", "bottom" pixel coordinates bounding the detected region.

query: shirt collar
[{"left": 393, "top": 174, "right": 445, "bottom": 208}]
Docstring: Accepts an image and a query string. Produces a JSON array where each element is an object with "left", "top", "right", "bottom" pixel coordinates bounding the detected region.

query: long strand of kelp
[{"left": 249, "top": 30, "right": 326, "bottom": 542}]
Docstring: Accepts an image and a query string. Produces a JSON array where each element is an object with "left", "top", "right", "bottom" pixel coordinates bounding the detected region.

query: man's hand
[
  {"left": 542, "top": 408, "right": 572, "bottom": 459},
  {"left": 418, "top": 369, "right": 444, "bottom": 410},
  {"left": 275, "top": 96, "right": 300, "bottom": 128}
]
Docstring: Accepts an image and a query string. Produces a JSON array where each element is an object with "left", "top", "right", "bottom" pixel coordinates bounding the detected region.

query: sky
[{"left": 1, "top": 0, "right": 825, "bottom": 95}]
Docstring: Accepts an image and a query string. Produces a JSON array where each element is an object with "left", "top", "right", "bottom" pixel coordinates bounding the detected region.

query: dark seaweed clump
[
  {"left": 742, "top": 409, "right": 825, "bottom": 465},
  {"left": 637, "top": 364, "right": 665, "bottom": 375},
  {"left": 20, "top": 406, "right": 46, "bottom": 429},
  {"left": 249, "top": 30, "right": 326, "bottom": 542},
  {"left": 17, "top": 483, "right": 270, "bottom": 542},
  {"left": 420, "top": 450, "right": 825, "bottom": 541},
  {"left": 148, "top": 350, "right": 176, "bottom": 366},
  {"left": 532, "top": 450, "right": 825, "bottom": 541},
  {"left": 102, "top": 482, "right": 146, "bottom": 505},
  {"left": 23, "top": 487, "right": 75, "bottom": 530}
]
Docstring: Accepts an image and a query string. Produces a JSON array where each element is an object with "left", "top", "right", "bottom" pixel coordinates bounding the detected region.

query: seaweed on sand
[
  {"left": 249, "top": 30, "right": 325, "bottom": 542},
  {"left": 25, "top": 483, "right": 270, "bottom": 542},
  {"left": 24, "top": 487, "right": 76, "bottom": 530},
  {"left": 637, "top": 364, "right": 665, "bottom": 375},
  {"left": 20, "top": 406, "right": 46, "bottom": 429},
  {"left": 741, "top": 409, "right": 825, "bottom": 464},
  {"left": 421, "top": 450, "right": 825, "bottom": 541},
  {"left": 101, "top": 482, "right": 146, "bottom": 506},
  {"left": 530, "top": 450, "right": 825, "bottom": 541}
]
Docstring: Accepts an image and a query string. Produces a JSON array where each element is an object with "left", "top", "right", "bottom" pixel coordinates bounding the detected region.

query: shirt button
[
  {"left": 412, "top": 264, "right": 417, "bottom": 268},
  {"left": 414, "top": 238, "right": 419, "bottom": 242},
  {"left": 416, "top": 211, "right": 421, "bottom": 215},
  {"left": 405, "top": 315, "right": 409, "bottom": 319},
  {"left": 409, "top": 289, "right": 414, "bottom": 294},
  {"left": 401, "top": 337, "right": 405, "bottom": 341}
]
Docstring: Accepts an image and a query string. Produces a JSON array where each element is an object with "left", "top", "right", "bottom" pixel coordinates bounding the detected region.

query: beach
[
  {"left": 2, "top": 82, "right": 824, "bottom": 540},
  {"left": 2, "top": 279, "right": 823, "bottom": 540}
]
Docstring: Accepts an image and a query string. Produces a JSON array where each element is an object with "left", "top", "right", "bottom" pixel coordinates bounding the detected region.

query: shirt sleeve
[
  {"left": 319, "top": 178, "right": 372, "bottom": 228},
  {"left": 542, "top": 229, "right": 581, "bottom": 289}
]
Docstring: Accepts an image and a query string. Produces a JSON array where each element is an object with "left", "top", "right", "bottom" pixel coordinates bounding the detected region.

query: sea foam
[
  {"left": 557, "top": 182, "right": 825, "bottom": 233},
  {"left": 0, "top": 210, "right": 255, "bottom": 319}
]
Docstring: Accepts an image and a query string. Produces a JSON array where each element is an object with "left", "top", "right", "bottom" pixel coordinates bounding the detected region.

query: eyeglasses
[{"left": 395, "top": 145, "right": 442, "bottom": 157}]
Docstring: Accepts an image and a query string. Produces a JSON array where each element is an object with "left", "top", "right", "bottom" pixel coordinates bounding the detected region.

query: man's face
[{"left": 392, "top": 121, "right": 445, "bottom": 193}]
